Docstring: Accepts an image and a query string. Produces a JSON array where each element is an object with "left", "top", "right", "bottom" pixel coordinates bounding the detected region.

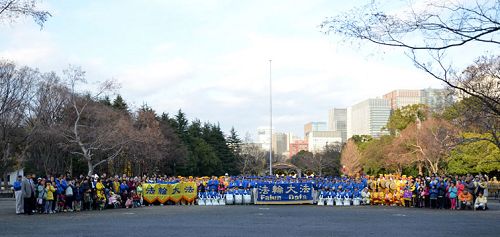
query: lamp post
[{"left": 269, "top": 59, "right": 273, "bottom": 176}]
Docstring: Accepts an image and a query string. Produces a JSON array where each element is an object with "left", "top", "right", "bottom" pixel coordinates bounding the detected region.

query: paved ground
[{"left": 1, "top": 198, "right": 499, "bottom": 237}]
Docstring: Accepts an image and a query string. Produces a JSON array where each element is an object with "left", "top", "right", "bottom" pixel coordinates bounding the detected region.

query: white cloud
[
  {"left": 116, "top": 59, "right": 193, "bottom": 97},
  {"left": 0, "top": 1, "right": 450, "bottom": 139}
]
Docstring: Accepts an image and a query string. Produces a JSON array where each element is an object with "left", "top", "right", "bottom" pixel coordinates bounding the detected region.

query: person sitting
[
  {"left": 318, "top": 187, "right": 327, "bottom": 205},
  {"left": 371, "top": 190, "right": 380, "bottom": 205},
  {"left": 125, "top": 196, "right": 133, "bottom": 208},
  {"left": 108, "top": 192, "right": 120, "bottom": 209},
  {"left": 352, "top": 187, "right": 361, "bottom": 205},
  {"left": 384, "top": 189, "right": 393, "bottom": 206},
  {"left": 474, "top": 192, "right": 487, "bottom": 210},
  {"left": 132, "top": 191, "right": 141, "bottom": 208},
  {"left": 360, "top": 187, "right": 370, "bottom": 205},
  {"left": 458, "top": 190, "right": 473, "bottom": 210}
]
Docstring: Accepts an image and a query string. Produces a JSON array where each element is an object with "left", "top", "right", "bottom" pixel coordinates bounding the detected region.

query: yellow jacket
[
  {"left": 96, "top": 182, "right": 106, "bottom": 199},
  {"left": 45, "top": 185, "right": 56, "bottom": 201}
]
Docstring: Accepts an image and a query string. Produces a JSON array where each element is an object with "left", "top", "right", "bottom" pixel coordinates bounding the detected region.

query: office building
[
  {"left": 289, "top": 140, "right": 308, "bottom": 158},
  {"left": 328, "top": 108, "right": 347, "bottom": 142},
  {"left": 307, "top": 131, "right": 342, "bottom": 153},
  {"left": 304, "top": 121, "right": 327, "bottom": 137},
  {"left": 347, "top": 98, "right": 391, "bottom": 138}
]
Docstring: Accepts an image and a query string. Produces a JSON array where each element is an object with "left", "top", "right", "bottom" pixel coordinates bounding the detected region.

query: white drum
[
  {"left": 198, "top": 198, "right": 206, "bottom": 206},
  {"left": 317, "top": 197, "right": 324, "bottom": 206},
  {"left": 234, "top": 195, "right": 243, "bottom": 205},
  {"left": 335, "top": 198, "right": 343, "bottom": 206},
  {"left": 225, "top": 194, "right": 234, "bottom": 205},
  {"left": 206, "top": 198, "right": 213, "bottom": 206},
  {"left": 353, "top": 198, "right": 360, "bottom": 206},
  {"left": 212, "top": 198, "right": 220, "bottom": 206},
  {"left": 343, "top": 198, "right": 351, "bottom": 206},
  {"left": 219, "top": 198, "right": 226, "bottom": 205},
  {"left": 326, "top": 198, "right": 334, "bottom": 206},
  {"left": 243, "top": 194, "right": 252, "bottom": 205}
]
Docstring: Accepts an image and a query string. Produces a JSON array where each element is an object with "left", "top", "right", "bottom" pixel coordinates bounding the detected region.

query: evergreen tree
[
  {"left": 227, "top": 127, "right": 242, "bottom": 174},
  {"left": 202, "top": 123, "right": 237, "bottom": 175},
  {"left": 112, "top": 94, "right": 128, "bottom": 111},
  {"left": 174, "top": 109, "right": 190, "bottom": 144},
  {"left": 99, "top": 95, "right": 112, "bottom": 106},
  {"left": 227, "top": 127, "right": 242, "bottom": 154}
]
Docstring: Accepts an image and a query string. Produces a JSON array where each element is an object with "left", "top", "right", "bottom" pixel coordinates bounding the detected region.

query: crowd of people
[
  {"left": 11, "top": 172, "right": 497, "bottom": 215},
  {"left": 12, "top": 173, "right": 147, "bottom": 215},
  {"left": 315, "top": 174, "right": 494, "bottom": 210}
]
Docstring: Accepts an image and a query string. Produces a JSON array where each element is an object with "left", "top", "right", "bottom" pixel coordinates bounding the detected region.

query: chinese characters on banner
[
  {"left": 142, "top": 182, "right": 198, "bottom": 204},
  {"left": 256, "top": 183, "right": 313, "bottom": 204}
]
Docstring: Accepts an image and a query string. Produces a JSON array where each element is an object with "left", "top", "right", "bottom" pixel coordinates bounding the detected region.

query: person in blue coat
[
  {"left": 319, "top": 187, "right": 327, "bottom": 198},
  {"left": 328, "top": 189, "right": 336, "bottom": 199},
  {"left": 208, "top": 188, "right": 218, "bottom": 199},
  {"left": 429, "top": 186, "right": 438, "bottom": 208},
  {"left": 73, "top": 182, "right": 83, "bottom": 211},
  {"left": 352, "top": 187, "right": 361, "bottom": 199},
  {"left": 13, "top": 175, "right": 23, "bottom": 214}
]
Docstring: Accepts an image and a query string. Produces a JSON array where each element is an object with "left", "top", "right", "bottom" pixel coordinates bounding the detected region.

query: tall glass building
[{"left": 347, "top": 98, "right": 391, "bottom": 138}]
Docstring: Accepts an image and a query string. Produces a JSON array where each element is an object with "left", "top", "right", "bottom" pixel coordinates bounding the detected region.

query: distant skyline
[{"left": 1, "top": 1, "right": 483, "bottom": 139}]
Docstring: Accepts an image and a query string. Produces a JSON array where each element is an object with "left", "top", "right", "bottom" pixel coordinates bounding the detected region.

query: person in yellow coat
[
  {"left": 44, "top": 182, "right": 56, "bottom": 214},
  {"left": 384, "top": 189, "right": 393, "bottom": 206},
  {"left": 96, "top": 179, "right": 106, "bottom": 210},
  {"left": 393, "top": 189, "right": 402, "bottom": 206},
  {"left": 377, "top": 188, "right": 385, "bottom": 205},
  {"left": 371, "top": 190, "right": 379, "bottom": 205}
]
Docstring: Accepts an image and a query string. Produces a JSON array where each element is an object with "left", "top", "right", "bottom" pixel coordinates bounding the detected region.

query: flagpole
[{"left": 269, "top": 59, "right": 273, "bottom": 176}]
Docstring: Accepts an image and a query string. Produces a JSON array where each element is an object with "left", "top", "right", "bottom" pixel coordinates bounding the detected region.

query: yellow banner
[{"left": 142, "top": 182, "right": 197, "bottom": 204}]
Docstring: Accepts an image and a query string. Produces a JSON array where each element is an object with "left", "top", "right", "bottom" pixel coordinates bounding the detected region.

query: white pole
[{"left": 269, "top": 59, "right": 273, "bottom": 176}]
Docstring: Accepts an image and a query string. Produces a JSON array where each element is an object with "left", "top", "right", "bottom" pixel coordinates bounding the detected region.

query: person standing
[
  {"left": 44, "top": 181, "right": 56, "bottom": 214},
  {"left": 448, "top": 182, "right": 458, "bottom": 210},
  {"left": 13, "top": 175, "right": 23, "bottom": 214},
  {"left": 21, "top": 174, "right": 35, "bottom": 215}
]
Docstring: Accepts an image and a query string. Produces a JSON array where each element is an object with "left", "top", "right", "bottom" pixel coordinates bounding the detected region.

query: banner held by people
[
  {"left": 256, "top": 183, "right": 313, "bottom": 204},
  {"left": 143, "top": 182, "right": 197, "bottom": 204}
]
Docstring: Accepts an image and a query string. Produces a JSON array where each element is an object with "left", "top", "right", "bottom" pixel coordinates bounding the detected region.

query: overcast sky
[{"left": 1, "top": 0, "right": 473, "bottom": 139}]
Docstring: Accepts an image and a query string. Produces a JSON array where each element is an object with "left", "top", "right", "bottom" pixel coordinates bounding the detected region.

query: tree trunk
[
  {"left": 2, "top": 143, "right": 12, "bottom": 190},
  {"left": 2, "top": 173, "right": 8, "bottom": 190},
  {"left": 417, "top": 163, "right": 423, "bottom": 176},
  {"left": 87, "top": 159, "right": 93, "bottom": 176}
]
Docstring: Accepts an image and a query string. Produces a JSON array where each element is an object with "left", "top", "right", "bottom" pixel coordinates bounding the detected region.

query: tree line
[
  {"left": 340, "top": 90, "right": 500, "bottom": 177},
  {"left": 0, "top": 62, "right": 248, "bottom": 184}
]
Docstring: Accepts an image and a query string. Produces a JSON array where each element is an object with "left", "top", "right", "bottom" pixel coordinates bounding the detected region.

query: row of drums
[
  {"left": 197, "top": 194, "right": 253, "bottom": 206},
  {"left": 368, "top": 180, "right": 398, "bottom": 190},
  {"left": 317, "top": 197, "right": 362, "bottom": 206}
]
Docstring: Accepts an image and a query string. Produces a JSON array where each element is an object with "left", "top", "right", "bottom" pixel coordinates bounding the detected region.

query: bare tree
[
  {"left": 126, "top": 107, "right": 167, "bottom": 175},
  {"left": 62, "top": 66, "right": 132, "bottom": 176},
  {"left": 24, "top": 72, "right": 72, "bottom": 175},
  {"left": 0, "top": 0, "right": 51, "bottom": 27},
  {"left": 239, "top": 134, "right": 267, "bottom": 175},
  {"left": 394, "top": 118, "right": 459, "bottom": 174},
  {"left": 321, "top": 0, "right": 500, "bottom": 147},
  {"left": 0, "top": 61, "right": 37, "bottom": 187}
]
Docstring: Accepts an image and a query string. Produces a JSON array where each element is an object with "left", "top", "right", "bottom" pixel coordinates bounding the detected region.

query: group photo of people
[{"left": 11, "top": 172, "right": 498, "bottom": 215}]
